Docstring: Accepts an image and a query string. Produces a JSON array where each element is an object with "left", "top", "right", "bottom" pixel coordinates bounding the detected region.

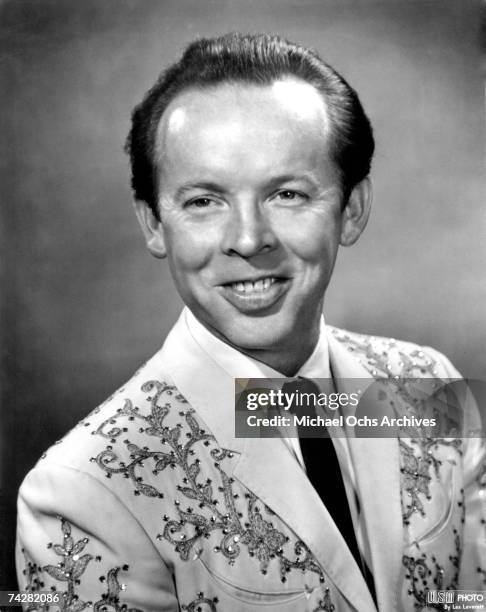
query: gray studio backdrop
[{"left": 1, "top": 0, "right": 484, "bottom": 588}]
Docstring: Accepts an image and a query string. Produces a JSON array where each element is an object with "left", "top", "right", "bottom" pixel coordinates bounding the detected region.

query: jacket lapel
[
  {"left": 160, "top": 315, "right": 379, "bottom": 611},
  {"left": 328, "top": 330, "right": 403, "bottom": 612},
  {"left": 234, "top": 437, "right": 377, "bottom": 612},
  {"left": 158, "top": 313, "right": 246, "bottom": 455}
]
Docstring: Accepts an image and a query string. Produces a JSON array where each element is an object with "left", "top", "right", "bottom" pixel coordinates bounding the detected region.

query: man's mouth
[
  {"left": 219, "top": 275, "right": 290, "bottom": 312},
  {"left": 227, "top": 277, "right": 278, "bottom": 294}
]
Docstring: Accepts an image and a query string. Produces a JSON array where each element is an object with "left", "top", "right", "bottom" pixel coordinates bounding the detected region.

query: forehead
[{"left": 156, "top": 79, "right": 329, "bottom": 157}]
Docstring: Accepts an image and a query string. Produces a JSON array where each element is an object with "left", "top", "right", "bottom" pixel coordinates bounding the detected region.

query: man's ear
[
  {"left": 133, "top": 200, "right": 167, "bottom": 259},
  {"left": 340, "top": 177, "right": 372, "bottom": 247}
]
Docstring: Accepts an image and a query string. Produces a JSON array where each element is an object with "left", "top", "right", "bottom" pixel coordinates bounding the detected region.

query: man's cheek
[
  {"left": 288, "top": 238, "right": 336, "bottom": 264},
  {"left": 167, "top": 235, "right": 215, "bottom": 270},
  {"left": 277, "top": 215, "right": 337, "bottom": 254}
]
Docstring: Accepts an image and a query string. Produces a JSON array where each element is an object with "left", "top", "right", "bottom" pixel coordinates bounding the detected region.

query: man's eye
[
  {"left": 274, "top": 190, "right": 306, "bottom": 203},
  {"left": 187, "top": 197, "right": 214, "bottom": 208},
  {"left": 279, "top": 190, "right": 297, "bottom": 199}
]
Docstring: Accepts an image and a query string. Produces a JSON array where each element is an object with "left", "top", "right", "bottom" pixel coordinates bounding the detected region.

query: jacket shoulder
[
  {"left": 327, "top": 325, "right": 461, "bottom": 379},
  {"left": 29, "top": 348, "right": 189, "bottom": 474}
]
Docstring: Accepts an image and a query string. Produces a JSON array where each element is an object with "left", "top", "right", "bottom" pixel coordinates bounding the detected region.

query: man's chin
[
  {"left": 217, "top": 321, "right": 296, "bottom": 354},
  {"left": 193, "top": 305, "right": 307, "bottom": 353}
]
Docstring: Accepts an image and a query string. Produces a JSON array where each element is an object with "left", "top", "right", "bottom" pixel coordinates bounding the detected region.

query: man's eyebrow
[
  {"left": 263, "top": 173, "right": 319, "bottom": 190},
  {"left": 174, "top": 182, "right": 226, "bottom": 200}
]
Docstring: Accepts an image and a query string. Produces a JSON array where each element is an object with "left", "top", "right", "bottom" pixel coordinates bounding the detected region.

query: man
[{"left": 16, "top": 33, "right": 485, "bottom": 612}]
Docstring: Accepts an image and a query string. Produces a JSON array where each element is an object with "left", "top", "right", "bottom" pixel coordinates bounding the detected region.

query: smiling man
[{"left": 16, "top": 33, "right": 484, "bottom": 612}]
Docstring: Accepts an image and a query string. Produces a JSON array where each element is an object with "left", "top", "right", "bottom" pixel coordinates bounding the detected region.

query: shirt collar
[{"left": 183, "top": 307, "right": 330, "bottom": 381}]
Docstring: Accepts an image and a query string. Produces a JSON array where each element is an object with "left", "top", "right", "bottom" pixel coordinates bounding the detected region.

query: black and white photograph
[{"left": 2, "top": 2, "right": 485, "bottom": 611}]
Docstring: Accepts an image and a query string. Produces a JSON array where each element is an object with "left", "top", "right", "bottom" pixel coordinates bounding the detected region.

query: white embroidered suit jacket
[{"left": 16, "top": 316, "right": 486, "bottom": 612}]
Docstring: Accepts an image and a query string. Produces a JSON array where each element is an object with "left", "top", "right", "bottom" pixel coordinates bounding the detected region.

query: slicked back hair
[{"left": 126, "top": 32, "right": 374, "bottom": 219}]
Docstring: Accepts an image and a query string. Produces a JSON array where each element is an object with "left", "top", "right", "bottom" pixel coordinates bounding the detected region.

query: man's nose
[{"left": 221, "top": 200, "right": 278, "bottom": 258}]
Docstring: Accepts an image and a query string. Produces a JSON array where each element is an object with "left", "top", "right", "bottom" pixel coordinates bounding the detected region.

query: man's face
[{"left": 149, "top": 79, "right": 353, "bottom": 360}]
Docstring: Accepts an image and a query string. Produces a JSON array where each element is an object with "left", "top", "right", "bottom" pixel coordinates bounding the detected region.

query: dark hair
[{"left": 126, "top": 32, "right": 374, "bottom": 219}]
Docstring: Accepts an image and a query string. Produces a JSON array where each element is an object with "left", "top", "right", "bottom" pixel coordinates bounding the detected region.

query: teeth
[{"left": 231, "top": 277, "right": 276, "bottom": 293}]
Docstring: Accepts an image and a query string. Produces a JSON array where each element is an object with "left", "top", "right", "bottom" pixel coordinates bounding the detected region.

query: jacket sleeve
[
  {"left": 16, "top": 462, "right": 179, "bottom": 612},
  {"left": 424, "top": 345, "right": 486, "bottom": 590}
]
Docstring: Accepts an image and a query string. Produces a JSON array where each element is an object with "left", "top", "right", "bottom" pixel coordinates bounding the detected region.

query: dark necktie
[{"left": 282, "top": 377, "right": 377, "bottom": 606}]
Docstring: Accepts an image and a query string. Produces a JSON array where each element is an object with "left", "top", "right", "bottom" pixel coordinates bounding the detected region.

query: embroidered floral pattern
[
  {"left": 93, "top": 567, "right": 142, "bottom": 612},
  {"left": 399, "top": 439, "right": 432, "bottom": 516},
  {"left": 403, "top": 527, "right": 460, "bottom": 611},
  {"left": 20, "top": 518, "right": 142, "bottom": 612},
  {"left": 240, "top": 495, "right": 287, "bottom": 571},
  {"left": 181, "top": 592, "right": 219, "bottom": 611},
  {"left": 330, "top": 328, "right": 463, "bottom": 432},
  {"left": 332, "top": 328, "right": 464, "bottom": 522},
  {"left": 43, "top": 517, "right": 93, "bottom": 612},
  {"left": 313, "top": 588, "right": 335, "bottom": 612},
  {"left": 91, "top": 379, "right": 332, "bottom": 605},
  {"left": 399, "top": 438, "right": 462, "bottom": 524},
  {"left": 330, "top": 329, "right": 439, "bottom": 379},
  {"left": 21, "top": 558, "right": 49, "bottom": 612}
]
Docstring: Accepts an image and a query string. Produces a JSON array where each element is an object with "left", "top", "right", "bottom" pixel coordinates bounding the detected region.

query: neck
[
  {"left": 188, "top": 309, "right": 323, "bottom": 377},
  {"left": 238, "top": 339, "right": 319, "bottom": 376}
]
